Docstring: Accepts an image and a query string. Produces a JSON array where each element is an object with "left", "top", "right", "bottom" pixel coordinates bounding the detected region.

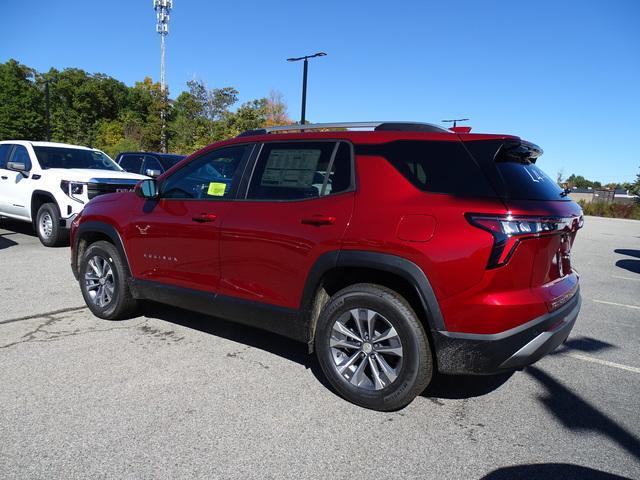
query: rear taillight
[{"left": 466, "top": 214, "right": 582, "bottom": 269}]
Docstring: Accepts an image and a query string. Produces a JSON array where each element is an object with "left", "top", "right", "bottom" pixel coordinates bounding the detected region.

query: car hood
[{"left": 44, "top": 168, "right": 148, "bottom": 183}]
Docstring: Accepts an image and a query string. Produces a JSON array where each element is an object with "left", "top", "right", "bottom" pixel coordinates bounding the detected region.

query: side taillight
[{"left": 466, "top": 214, "right": 582, "bottom": 269}]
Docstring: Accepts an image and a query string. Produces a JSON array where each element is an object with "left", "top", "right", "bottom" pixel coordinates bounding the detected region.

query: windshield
[
  {"left": 33, "top": 147, "right": 122, "bottom": 171},
  {"left": 158, "top": 154, "right": 186, "bottom": 170}
]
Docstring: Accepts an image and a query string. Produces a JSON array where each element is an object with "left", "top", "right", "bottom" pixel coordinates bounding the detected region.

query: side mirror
[
  {"left": 7, "top": 161, "right": 29, "bottom": 177},
  {"left": 135, "top": 179, "right": 158, "bottom": 199},
  {"left": 145, "top": 168, "right": 161, "bottom": 178}
]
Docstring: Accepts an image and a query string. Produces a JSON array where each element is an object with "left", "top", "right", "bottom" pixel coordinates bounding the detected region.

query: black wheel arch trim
[
  {"left": 31, "top": 190, "right": 59, "bottom": 225},
  {"left": 300, "top": 250, "right": 446, "bottom": 342},
  {"left": 72, "top": 221, "right": 130, "bottom": 280}
]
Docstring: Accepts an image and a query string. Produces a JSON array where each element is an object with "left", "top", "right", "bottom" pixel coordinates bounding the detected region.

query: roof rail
[{"left": 237, "top": 121, "right": 450, "bottom": 137}]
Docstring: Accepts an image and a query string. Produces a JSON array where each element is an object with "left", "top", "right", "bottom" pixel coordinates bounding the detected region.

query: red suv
[{"left": 70, "top": 122, "right": 582, "bottom": 410}]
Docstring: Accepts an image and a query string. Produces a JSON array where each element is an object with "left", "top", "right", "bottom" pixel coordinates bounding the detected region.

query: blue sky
[{"left": 3, "top": 0, "right": 639, "bottom": 183}]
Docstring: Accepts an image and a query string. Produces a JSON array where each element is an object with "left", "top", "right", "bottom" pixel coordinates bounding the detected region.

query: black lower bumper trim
[{"left": 433, "top": 291, "right": 581, "bottom": 375}]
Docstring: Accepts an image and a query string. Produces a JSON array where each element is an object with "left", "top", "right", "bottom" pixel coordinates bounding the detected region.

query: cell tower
[{"left": 153, "top": 0, "right": 172, "bottom": 93}]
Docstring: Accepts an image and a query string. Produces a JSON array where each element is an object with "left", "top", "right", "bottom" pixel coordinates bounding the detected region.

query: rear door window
[
  {"left": 356, "top": 140, "right": 496, "bottom": 197},
  {"left": 247, "top": 141, "right": 352, "bottom": 200}
]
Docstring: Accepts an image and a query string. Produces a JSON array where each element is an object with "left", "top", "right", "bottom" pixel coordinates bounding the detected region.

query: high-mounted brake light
[{"left": 467, "top": 214, "right": 582, "bottom": 269}]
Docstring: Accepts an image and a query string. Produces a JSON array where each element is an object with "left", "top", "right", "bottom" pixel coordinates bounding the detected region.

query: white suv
[{"left": 0, "top": 141, "right": 147, "bottom": 246}]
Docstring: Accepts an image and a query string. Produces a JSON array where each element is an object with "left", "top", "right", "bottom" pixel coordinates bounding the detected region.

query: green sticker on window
[{"left": 207, "top": 182, "right": 226, "bottom": 196}]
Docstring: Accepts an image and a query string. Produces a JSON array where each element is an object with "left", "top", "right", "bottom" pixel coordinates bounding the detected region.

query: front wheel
[
  {"left": 79, "top": 240, "right": 138, "bottom": 320},
  {"left": 315, "top": 283, "right": 433, "bottom": 411},
  {"left": 36, "top": 203, "right": 68, "bottom": 247}
]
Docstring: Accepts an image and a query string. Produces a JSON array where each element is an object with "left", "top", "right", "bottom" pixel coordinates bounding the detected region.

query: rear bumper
[{"left": 433, "top": 290, "right": 581, "bottom": 375}]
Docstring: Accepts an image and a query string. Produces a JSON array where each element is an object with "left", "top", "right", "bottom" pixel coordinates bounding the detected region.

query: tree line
[
  {"left": 558, "top": 172, "right": 639, "bottom": 195},
  {"left": 0, "top": 59, "right": 291, "bottom": 157}
]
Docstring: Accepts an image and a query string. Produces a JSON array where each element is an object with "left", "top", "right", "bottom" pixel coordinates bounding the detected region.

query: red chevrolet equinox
[{"left": 70, "top": 122, "right": 582, "bottom": 410}]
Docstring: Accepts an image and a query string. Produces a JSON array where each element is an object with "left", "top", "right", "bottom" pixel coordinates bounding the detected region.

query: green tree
[
  {"left": 565, "top": 174, "right": 601, "bottom": 189},
  {"left": 214, "top": 99, "right": 268, "bottom": 139},
  {"left": 0, "top": 59, "right": 290, "bottom": 156},
  {"left": 0, "top": 59, "right": 45, "bottom": 140}
]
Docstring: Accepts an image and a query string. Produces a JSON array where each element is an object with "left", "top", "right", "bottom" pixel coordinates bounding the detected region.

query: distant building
[{"left": 568, "top": 187, "right": 637, "bottom": 204}]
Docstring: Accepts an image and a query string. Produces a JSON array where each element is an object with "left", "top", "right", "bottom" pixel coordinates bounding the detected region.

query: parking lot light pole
[{"left": 287, "top": 52, "right": 326, "bottom": 125}]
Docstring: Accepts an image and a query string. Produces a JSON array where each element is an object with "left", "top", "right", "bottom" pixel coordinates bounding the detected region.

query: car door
[
  {"left": 125, "top": 144, "right": 254, "bottom": 293},
  {"left": 0, "top": 144, "right": 15, "bottom": 215},
  {"left": 1, "top": 144, "right": 34, "bottom": 220},
  {"left": 219, "top": 140, "right": 355, "bottom": 310}
]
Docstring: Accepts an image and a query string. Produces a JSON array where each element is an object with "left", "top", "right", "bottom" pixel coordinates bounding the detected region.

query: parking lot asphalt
[{"left": 1, "top": 215, "right": 639, "bottom": 479}]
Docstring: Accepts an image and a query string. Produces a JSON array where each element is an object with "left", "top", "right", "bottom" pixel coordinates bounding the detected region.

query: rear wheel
[
  {"left": 36, "top": 203, "right": 68, "bottom": 247},
  {"left": 79, "top": 240, "right": 138, "bottom": 320},
  {"left": 315, "top": 283, "right": 433, "bottom": 411}
]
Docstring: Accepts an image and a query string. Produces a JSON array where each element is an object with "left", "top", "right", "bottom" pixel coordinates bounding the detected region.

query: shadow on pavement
[
  {"left": 0, "top": 218, "right": 36, "bottom": 237},
  {"left": 0, "top": 232, "right": 19, "bottom": 250},
  {"left": 614, "top": 248, "right": 640, "bottom": 274},
  {"left": 421, "top": 371, "right": 513, "bottom": 400},
  {"left": 552, "top": 335, "right": 616, "bottom": 355},
  {"left": 614, "top": 248, "right": 640, "bottom": 259},
  {"left": 615, "top": 259, "right": 640, "bottom": 274},
  {"left": 139, "top": 301, "right": 335, "bottom": 392},
  {"left": 527, "top": 366, "right": 640, "bottom": 461},
  {"left": 481, "top": 463, "right": 630, "bottom": 479},
  {"left": 141, "top": 301, "right": 517, "bottom": 403}
]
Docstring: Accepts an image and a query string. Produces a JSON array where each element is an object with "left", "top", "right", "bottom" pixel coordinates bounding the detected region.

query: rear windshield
[
  {"left": 464, "top": 140, "right": 569, "bottom": 202},
  {"left": 495, "top": 161, "right": 566, "bottom": 201},
  {"left": 355, "top": 140, "right": 496, "bottom": 197},
  {"left": 34, "top": 147, "right": 122, "bottom": 171}
]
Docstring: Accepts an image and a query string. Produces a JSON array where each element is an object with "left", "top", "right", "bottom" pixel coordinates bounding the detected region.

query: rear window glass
[
  {"left": 356, "top": 141, "right": 496, "bottom": 197},
  {"left": 462, "top": 140, "right": 569, "bottom": 202},
  {"left": 495, "top": 161, "right": 566, "bottom": 201}
]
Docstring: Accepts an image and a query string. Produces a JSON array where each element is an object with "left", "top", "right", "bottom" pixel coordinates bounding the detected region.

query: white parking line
[
  {"left": 563, "top": 352, "right": 640, "bottom": 374},
  {"left": 611, "top": 275, "right": 640, "bottom": 282},
  {"left": 592, "top": 299, "right": 640, "bottom": 310}
]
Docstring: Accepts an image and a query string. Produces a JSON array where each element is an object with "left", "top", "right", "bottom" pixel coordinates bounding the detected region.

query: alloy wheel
[
  {"left": 84, "top": 255, "right": 115, "bottom": 308},
  {"left": 329, "top": 308, "right": 404, "bottom": 391}
]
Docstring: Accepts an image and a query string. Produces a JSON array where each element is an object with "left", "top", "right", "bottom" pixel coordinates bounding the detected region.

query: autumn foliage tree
[{"left": 0, "top": 59, "right": 292, "bottom": 157}]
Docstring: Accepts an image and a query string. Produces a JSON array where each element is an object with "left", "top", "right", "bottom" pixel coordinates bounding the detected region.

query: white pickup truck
[{"left": 0, "top": 140, "right": 147, "bottom": 246}]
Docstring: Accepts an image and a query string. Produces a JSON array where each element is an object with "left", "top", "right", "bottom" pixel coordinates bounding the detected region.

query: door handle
[
  {"left": 192, "top": 213, "right": 217, "bottom": 223},
  {"left": 301, "top": 214, "right": 336, "bottom": 226},
  {"left": 1, "top": 176, "right": 7, "bottom": 180}
]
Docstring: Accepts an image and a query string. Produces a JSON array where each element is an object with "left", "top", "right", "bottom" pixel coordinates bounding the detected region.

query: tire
[
  {"left": 79, "top": 240, "right": 138, "bottom": 320},
  {"left": 315, "top": 283, "right": 433, "bottom": 411},
  {"left": 36, "top": 203, "right": 68, "bottom": 247}
]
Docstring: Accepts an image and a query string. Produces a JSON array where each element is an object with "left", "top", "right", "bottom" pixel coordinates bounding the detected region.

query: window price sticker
[{"left": 207, "top": 182, "right": 226, "bottom": 196}]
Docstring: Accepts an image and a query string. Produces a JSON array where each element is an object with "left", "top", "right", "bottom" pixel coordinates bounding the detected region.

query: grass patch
[{"left": 579, "top": 200, "right": 640, "bottom": 220}]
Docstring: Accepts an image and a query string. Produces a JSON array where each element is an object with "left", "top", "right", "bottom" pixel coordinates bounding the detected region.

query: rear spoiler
[{"left": 496, "top": 140, "right": 543, "bottom": 164}]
